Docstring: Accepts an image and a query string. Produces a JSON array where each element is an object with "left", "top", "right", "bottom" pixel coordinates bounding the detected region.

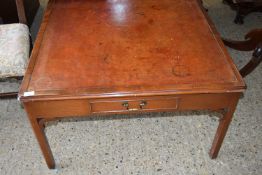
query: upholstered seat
[{"left": 0, "top": 24, "right": 30, "bottom": 78}]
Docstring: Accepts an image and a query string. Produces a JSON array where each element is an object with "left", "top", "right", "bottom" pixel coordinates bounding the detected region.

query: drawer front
[{"left": 90, "top": 97, "right": 179, "bottom": 113}]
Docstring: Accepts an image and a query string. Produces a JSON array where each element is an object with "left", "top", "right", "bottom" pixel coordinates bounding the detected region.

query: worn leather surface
[{"left": 24, "top": 0, "right": 245, "bottom": 96}]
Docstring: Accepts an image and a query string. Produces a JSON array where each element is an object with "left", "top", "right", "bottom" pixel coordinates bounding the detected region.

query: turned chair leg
[
  {"left": 222, "top": 29, "right": 262, "bottom": 77},
  {"left": 223, "top": 0, "right": 262, "bottom": 24},
  {"left": 240, "top": 43, "right": 262, "bottom": 77},
  {"left": 222, "top": 29, "right": 262, "bottom": 51},
  {"left": 234, "top": 11, "right": 245, "bottom": 24},
  {"left": 234, "top": 4, "right": 251, "bottom": 25}
]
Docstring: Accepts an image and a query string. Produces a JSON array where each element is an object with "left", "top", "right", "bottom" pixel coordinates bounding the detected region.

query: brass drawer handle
[
  {"left": 122, "top": 102, "right": 129, "bottom": 110},
  {"left": 140, "top": 100, "right": 147, "bottom": 109},
  {"left": 122, "top": 101, "right": 147, "bottom": 111},
  {"left": 122, "top": 102, "right": 140, "bottom": 111}
]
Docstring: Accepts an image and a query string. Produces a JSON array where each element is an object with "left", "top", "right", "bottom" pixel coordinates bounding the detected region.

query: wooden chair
[
  {"left": 0, "top": 0, "right": 30, "bottom": 99},
  {"left": 223, "top": 0, "right": 262, "bottom": 24},
  {"left": 223, "top": 29, "right": 262, "bottom": 77}
]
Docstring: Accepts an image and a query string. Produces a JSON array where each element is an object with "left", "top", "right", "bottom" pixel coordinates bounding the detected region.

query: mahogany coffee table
[{"left": 19, "top": 0, "right": 246, "bottom": 169}]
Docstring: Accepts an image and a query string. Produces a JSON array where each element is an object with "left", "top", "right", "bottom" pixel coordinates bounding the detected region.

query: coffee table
[{"left": 19, "top": 0, "right": 246, "bottom": 169}]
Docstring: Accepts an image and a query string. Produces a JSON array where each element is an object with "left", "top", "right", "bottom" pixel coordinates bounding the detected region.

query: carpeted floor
[{"left": 0, "top": 0, "right": 261, "bottom": 174}]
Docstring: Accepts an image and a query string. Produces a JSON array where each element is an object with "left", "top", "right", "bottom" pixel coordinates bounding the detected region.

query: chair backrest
[{"left": 15, "top": 0, "right": 27, "bottom": 24}]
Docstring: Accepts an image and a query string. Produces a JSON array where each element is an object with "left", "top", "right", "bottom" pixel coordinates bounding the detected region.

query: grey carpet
[{"left": 0, "top": 0, "right": 261, "bottom": 174}]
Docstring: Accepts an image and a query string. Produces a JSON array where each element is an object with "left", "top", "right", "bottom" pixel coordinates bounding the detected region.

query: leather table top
[{"left": 19, "top": 0, "right": 245, "bottom": 99}]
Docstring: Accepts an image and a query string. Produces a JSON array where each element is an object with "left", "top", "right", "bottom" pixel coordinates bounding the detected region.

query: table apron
[{"left": 22, "top": 93, "right": 241, "bottom": 119}]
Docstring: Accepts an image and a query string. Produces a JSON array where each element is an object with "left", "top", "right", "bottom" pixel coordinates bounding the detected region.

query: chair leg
[
  {"left": 0, "top": 92, "right": 18, "bottom": 99},
  {"left": 240, "top": 43, "right": 262, "bottom": 77},
  {"left": 0, "top": 76, "right": 23, "bottom": 82},
  {"left": 0, "top": 76, "right": 23, "bottom": 99},
  {"left": 222, "top": 29, "right": 262, "bottom": 77},
  {"left": 222, "top": 29, "right": 262, "bottom": 51},
  {"left": 234, "top": 6, "right": 248, "bottom": 24},
  {"left": 223, "top": 38, "right": 255, "bottom": 51},
  {"left": 223, "top": 0, "right": 262, "bottom": 24},
  {"left": 235, "top": 3, "right": 262, "bottom": 24}
]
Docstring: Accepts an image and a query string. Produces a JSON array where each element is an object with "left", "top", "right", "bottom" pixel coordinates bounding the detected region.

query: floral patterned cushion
[{"left": 0, "top": 24, "right": 30, "bottom": 78}]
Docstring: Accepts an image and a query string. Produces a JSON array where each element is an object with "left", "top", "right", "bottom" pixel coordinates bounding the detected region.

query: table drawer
[{"left": 90, "top": 97, "right": 179, "bottom": 113}]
